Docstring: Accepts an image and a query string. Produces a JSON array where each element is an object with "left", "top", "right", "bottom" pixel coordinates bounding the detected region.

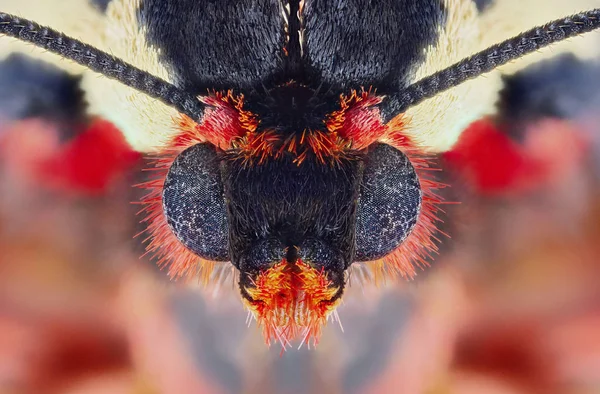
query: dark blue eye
[
  {"left": 355, "top": 143, "right": 422, "bottom": 262},
  {"left": 162, "top": 143, "right": 229, "bottom": 261}
]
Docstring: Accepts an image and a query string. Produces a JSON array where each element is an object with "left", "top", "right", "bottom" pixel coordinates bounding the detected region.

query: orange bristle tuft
[
  {"left": 231, "top": 129, "right": 280, "bottom": 165},
  {"left": 244, "top": 259, "right": 340, "bottom": 348},
  {"left": 177, "top": 90, "right": 258, "bottom": 149},
  {"left": 326, "top": 88, "right": 386, "bottom": 150},
  {"left": 226, "top": 88, "right": 388, "bottom": 165},
  {"left": 304, "top": 130, "right": 352, "bottom": 164}
]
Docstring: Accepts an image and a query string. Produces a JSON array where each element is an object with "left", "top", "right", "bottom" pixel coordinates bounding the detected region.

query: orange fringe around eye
[
  {"left": 353, "top": 114, "right": 448, "bottom": 284},
  {"left": 135, "top": 91, "right": 255, "bottom": 283}
]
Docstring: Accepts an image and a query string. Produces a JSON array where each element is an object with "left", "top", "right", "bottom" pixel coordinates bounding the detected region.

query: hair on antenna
[
  {"left": 381, "top": 9, "right": 600, "bottom": 122},
  {"left": 0, "top": 12, "right": 205, "bottom": 121}
]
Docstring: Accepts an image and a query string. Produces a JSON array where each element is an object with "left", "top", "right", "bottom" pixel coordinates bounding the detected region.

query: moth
[{"left": 1, "top": 0, "right": 599, "bottom": 348}]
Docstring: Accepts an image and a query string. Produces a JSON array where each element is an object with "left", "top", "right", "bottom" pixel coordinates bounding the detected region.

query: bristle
[
  {"left": 137, "top": 161, "right": 217, "bottom": 282},
  {"left": 183, "top": 90, "right": 257, "bottom": 149},
  {"left": 352, "top": 115, "right": 448, "bottom": 282},
  {"left": 326, "top": 88, "right": 386, "bottom": 149},
  {"left": 243, "top": 259, "right": 341, "bottom": 348},
  {"left": 137, "top": 91, "right": 251, "bottom": 282},
  {"left": 228, "top": 88, "right": 386, "bottom": 165},
  {"left": 231, "top": 130, "right": 280, "bottom": 165}
]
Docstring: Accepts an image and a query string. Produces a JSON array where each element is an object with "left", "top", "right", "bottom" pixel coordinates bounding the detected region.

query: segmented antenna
[
  {"left": 0, "top": 12, "right": 205, "bottom": 121},
  {"left": 381, "top": 9, "right": 600, "bottom": 122}
]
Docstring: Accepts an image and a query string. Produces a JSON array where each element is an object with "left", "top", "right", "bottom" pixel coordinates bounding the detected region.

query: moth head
[
  {"left": 150, "top": 86, "right": 429, "bottom": 346},
  {"left": 3, "top": 9, "right": 599, "bottom": 347}
]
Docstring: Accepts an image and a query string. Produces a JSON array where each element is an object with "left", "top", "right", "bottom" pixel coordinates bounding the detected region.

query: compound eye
[
  {"left": 355, "top": 143, "right": 422, "bottom": 261},
  {"left": 162, "top": 143, "right": 229, "bottom": 261}
]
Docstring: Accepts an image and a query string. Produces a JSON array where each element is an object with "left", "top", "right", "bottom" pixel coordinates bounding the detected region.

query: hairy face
[{"left": 142, "top": 88, "right": 433, "bottom": 345}]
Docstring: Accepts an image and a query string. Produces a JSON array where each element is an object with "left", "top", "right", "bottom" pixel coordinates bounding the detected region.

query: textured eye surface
[
  {"left": 162, "top": 143, "right": 229, "bottom": 261},
  {"left": 355, "top": 143, "right": 422, "bottom": 261}
]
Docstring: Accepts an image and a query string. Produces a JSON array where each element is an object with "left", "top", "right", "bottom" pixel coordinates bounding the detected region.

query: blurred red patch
[
  {"left": 443, "top": 118, "right": 587, "bottom": 196},
  {"left": 454, "top": 320, "right": 553, "bottom": 391},
  {"left": 1, "top": 119, "right": 141, "bottom": 196},
  {"left": 40, "top": 119, "right": 141, "bottom": 195}
]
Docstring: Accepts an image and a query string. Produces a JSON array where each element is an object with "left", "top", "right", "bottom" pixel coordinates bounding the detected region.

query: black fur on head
[{"left": 222, "top": 150, "right": 363, "bottom": 299}]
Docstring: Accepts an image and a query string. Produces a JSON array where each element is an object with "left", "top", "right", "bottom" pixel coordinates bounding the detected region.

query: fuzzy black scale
[
  {"left": 302, "top": 0, "right": 446, "bottom": 94},
  {"left": 138, "top": 0, "right": 286, "bottom": 95},
  {"left": 138, "top": 0, "right": 448, "bottom": 101},
  {"left": 222, "top": 157, "right": 362, "bottom": 267},
  {"left": 245, "top": 84, "right": 338, "bottom": 138}
]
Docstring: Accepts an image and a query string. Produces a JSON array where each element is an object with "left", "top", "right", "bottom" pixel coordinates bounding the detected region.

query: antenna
[
  {"left": 381, "top": 9, "right": 600, "bottom": 121},
  {"left": 0, "top": 12, "right": 205, "bottom": 121}
]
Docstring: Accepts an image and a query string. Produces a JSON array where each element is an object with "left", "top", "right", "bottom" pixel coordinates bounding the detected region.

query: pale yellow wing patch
[
  {"left": 399, "top": 0, "right": 501, "bottom": 153},
  {"left": 82, "top": 0, "right": 180, "bottom": 152},
  {"left": 0, "top": 0, "right": 181, "bottom": 152},
  {"left": 0, "top": 0, "right": 104, "bottom": 72},
  {"left": 479, "top": 0, "right": 600, "bottom": 74},
  {"left": 402, "top": 0, "right": 600, "bottom": 153}
]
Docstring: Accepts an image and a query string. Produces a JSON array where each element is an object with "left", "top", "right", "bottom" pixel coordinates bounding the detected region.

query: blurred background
[{"left": 1, "top": 6, "right": 600, "bottom": 394}]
